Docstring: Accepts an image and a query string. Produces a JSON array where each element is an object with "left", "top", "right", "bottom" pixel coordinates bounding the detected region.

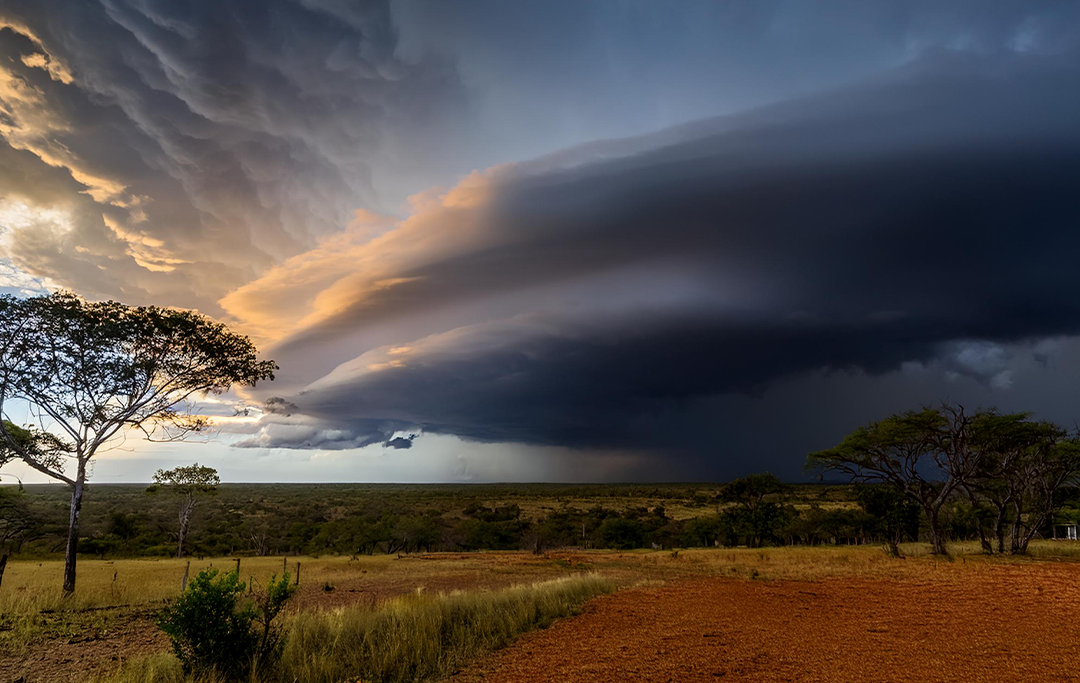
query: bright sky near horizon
[{"left": 3, "top": 1, "right": 1080, "bottom": 483}]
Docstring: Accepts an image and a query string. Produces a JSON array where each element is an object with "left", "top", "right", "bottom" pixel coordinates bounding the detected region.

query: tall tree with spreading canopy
[
  {"left": 807, "top": 404, "right": 984, "bottom": 555},
  {"left": 150, "top": 463, "right": 220, "bottom": 558},
  {"left": 0, "top": 292, "right": 276, "bottom": 593}
]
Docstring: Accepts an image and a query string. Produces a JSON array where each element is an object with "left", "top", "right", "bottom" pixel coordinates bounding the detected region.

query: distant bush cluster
[{"left": 6, "top": 474, "right": 1078, "bottom": 561}]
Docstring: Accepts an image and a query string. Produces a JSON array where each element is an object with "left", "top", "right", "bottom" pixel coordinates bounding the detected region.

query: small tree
[
  {"left": 0, "top": 292, "right": 276, "bottom": 593},
  {"left": 150, "top": 464, "right": 220, "bottom": 558},
  {"left": 720, "top": 473, "right": 786, "bottom": 547},
  {"left": 855, "top": 485, "right": 920, "bottom": 556}
]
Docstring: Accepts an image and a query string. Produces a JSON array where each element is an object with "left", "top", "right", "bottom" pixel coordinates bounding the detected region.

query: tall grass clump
[{"left": 280, "top": 573, "right": 614, "bottom": 683}]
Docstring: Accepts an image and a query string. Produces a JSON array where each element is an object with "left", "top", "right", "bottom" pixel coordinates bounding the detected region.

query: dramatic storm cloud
[
  {"left": 233, "top": 50, "right": 1080, "bottom": 470},
  {"left": 3, "top": 1, "right": 1080, "bottom": 481}
]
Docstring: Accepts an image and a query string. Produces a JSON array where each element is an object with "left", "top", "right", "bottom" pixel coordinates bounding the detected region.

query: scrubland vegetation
[
  {"left": 83, "top": 572, "right": 612, "bottom": 683},
  {"left": 6, "top": 540, "right": 1080, "bottom": 682},
  {"left": 6, "top": 477, "right": 1079, "bottom": 564}
]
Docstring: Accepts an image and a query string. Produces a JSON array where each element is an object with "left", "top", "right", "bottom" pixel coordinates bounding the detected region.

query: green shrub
[{"left": 155, "top": 568, "right": 294, "bottom": 680}]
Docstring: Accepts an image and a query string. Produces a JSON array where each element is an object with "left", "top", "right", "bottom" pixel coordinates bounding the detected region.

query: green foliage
[
  {"left": 155, "top": 568, "right": 295, "bottom": 680},
  {"left": 855, "top": 485, "right": 920, "bottom": 554},
  {"left": 0, "top": 291, "right": 276, "bottom": 592},
  {"left": 721, "top": 473, "right": 787, "bottom": 547},
  {"left": 0, "top": 292, "right": 277, "bottom": 468},
  {"left": 682, "top": 515, "right": 722, "bottom": 547},
  {"left": 152, "top": 465, "right": 220, "bottom": 496},
  {"left": 78, "top": 536, "right": 121, "bottom": 559},
  {"left": 0, "top": 485, "right": 43, "bottom": 553},
  {"left": 11, "top": 481, "right": 944, "bottom": 558},
  {"left": 809, "top": 403, "right": 1080, "bottom": 555},
  {"left": 597, "top": 517, "right": 645, "bottom": 549}
]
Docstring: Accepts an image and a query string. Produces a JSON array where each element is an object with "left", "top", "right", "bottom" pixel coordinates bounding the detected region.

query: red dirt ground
[{"left": 455, "top": 563, "right": 1080, "bottom": 683}]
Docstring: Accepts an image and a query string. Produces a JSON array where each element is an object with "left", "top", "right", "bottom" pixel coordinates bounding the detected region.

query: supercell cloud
[{"left": 3, "top": 1, "right": 1080, "bottom": 479}]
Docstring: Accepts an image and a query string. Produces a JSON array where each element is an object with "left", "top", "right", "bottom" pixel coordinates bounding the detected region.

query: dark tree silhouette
[{"left": 0, "top": 292, "right": 275, "bottom": 593}]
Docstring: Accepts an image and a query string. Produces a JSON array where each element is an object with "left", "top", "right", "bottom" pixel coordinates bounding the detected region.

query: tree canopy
[
  {"left": 0, "top": 291, "right": 276, "bottom": 591},
  {"left": 808, "top": 403, "right": 1080, "bottom": 555}
]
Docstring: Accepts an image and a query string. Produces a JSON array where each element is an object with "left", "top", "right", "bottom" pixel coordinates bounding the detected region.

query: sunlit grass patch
[{"left": 94, "top": 573, "right": 614, "bottom": 683}]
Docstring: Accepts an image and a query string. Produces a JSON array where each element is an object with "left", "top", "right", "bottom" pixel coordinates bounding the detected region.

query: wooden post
[
  {"left": 295, "top": 562, "right": 301, "bottom": 586},
  {"left": 181, "top": 560, "right": 190, "bottom": 592},
  {"left": 283, "top": 556, "right": 287, "bottom": 576},
  {"left": 249, "top": 576, "right": 254, "bottom": 594},
  {"left": 235, "top": 558, "right": 241, "bottom": 576}
]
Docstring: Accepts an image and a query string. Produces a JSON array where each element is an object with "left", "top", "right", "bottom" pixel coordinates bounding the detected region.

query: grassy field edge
[{"left": 96, "top": 573, "right": 616, "bottom": 683}]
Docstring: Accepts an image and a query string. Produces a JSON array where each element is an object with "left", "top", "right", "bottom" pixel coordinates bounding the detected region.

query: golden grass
[
  {"left": 0, "top": 555, "right": 397, "bottom": 651},
  {"left": 10, "top": 541, "right": 1080, "bottom": 680},
  {"left": 8, "top": 540, "right": 1080, "bottom": 620},
  {"left": 1, "top": 555, "right": 395, "bottom": 617},
  {"left": 94, "top": 574, "right": 615, "bottom": 683}
]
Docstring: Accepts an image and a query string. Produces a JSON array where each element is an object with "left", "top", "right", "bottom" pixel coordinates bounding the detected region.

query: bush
[{"left": 155, "top": 568, "right": 295, "bottom": 680}]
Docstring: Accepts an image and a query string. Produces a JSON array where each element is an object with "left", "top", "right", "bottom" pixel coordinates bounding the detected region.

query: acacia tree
[
  {"left": 720, "top": 473, "right": 786, "bottom": 547},
  {"left": 807, "top": 405, "right": 985, "bottom": 555},
  {"left": 150, "top": 464, "right": 220, "bottom": 558},
  {"left": 0, "top": 292, "right": 276, "bottom": 593},
  {"left": 964, "top": 414, "right": 1080, "bottom": 554}
]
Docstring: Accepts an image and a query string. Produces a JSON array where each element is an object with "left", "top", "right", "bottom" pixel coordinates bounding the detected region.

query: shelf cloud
[{"left": 4, "top": 1, "right": 1080, "bottom": 479}]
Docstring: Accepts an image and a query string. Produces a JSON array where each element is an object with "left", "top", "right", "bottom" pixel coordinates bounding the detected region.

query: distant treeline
[{"left": 3, "top": 479, "right": 1079, "bottom": 558}]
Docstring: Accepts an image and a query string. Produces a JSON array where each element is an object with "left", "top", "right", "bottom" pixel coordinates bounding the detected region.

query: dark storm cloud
[
  {"left": 240, "top": 50, "right": 1080, "bottom": 461},
  {"left": 7, "top": 0, "right": 1080, "bottom": 479}
]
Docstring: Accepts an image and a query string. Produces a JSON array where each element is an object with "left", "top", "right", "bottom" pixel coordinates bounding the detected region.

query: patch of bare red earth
[{"left": 455, "top": 564, "right": 1080, "bottom": 683}]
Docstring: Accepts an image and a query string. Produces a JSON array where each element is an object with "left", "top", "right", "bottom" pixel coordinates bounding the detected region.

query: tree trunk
[
  {"left": 0, "top": 552, "right": 7, "bottom": 589},
  {"left": 994, "top": 506, "right": 1007, "bottom": 554},
  {"left": 926, "top": 508, "right": 948, "bottom": 555},
  {"left": 1009, "top": 500, "right": 1023, "bottom": 554},
  {"left": 177, "top": 494, "right": 194, "bottom": 558},
  {"left": 964, "top": 487, "right": 993, "bottom": 554},
  {"left": 63, "top": 470, "right": 86, "bottom": 594}
]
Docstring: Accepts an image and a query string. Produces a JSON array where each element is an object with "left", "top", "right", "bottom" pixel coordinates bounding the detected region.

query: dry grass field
[{"left": 4, "top": 543, "right": 1080, "bottom": 682}]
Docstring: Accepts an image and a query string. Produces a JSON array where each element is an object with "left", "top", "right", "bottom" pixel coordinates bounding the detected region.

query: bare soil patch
[{"left": 454, "top": 563, "right": 1080, "bottom": 682}]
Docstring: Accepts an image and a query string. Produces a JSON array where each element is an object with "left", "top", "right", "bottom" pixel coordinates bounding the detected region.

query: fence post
[
  {"left": 295, "top": 562, "right": 301, "bottom": 586},
  {"left": 235, "top": 557, "right": 241, "bottom": 576},
  {"left": 181, "top": 560, "right": 190, "bottom": 592},
  {"left": 283, "top": 556, "right": 287, "bottom": 576}
]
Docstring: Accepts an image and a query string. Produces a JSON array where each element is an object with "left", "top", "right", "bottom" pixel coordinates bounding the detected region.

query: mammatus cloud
[
  {"left": 228, "top": 50, "right": 1080, "bottom": 463},
  {"left": 0, "top": 0, "right": 464, "bottom": 314}
]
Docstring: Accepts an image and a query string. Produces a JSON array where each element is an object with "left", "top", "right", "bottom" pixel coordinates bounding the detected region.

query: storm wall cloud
[{"left": 3, "top": 1, "right": 1080, "bottom": 481}]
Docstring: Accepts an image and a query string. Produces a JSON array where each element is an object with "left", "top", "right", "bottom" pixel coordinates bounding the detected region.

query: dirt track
[{"left": 455, "top": 563, "right": 1080, "bottom": 682}]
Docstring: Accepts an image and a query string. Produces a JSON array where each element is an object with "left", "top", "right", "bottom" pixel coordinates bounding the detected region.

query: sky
[{"left": 3, "top": 0, "right": 1080, "bottom": 483}]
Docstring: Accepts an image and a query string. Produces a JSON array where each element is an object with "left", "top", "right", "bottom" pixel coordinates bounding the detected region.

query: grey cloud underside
[{"left": 252, "top": 52, "right": 1080, "bottom": 456}]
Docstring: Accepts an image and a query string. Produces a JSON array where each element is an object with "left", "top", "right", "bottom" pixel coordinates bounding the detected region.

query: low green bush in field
[
  {"left": 103, "top": 573, "right": 613, "bottom": 683},
  {"left": 155, "top": 568, "right": 295, "bottom": 680}
]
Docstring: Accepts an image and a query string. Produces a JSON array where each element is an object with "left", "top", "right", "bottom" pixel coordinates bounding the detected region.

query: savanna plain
[{"left": 3, "top": 483, "right": 1080, "bottom": 683}]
